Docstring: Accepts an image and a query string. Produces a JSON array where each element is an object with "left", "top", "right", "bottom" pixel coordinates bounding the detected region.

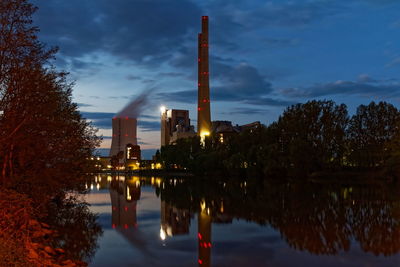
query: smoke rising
[{"left": 116, "top": 88, "right": 154, "bottom": 118}]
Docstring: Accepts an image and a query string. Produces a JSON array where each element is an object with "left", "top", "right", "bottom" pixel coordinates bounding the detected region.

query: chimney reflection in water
[{"left": 198, "top": 200, "right": 212, "bottom": 267}]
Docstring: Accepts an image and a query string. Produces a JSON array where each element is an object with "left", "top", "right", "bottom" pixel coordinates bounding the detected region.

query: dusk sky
[{"left": 32, "top": 0, "right": 400, "bottom": 158}]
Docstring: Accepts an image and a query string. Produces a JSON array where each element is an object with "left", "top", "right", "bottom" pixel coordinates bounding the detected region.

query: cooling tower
[{"left": 109, "top": 117, "right": 138, "bottom": 158}]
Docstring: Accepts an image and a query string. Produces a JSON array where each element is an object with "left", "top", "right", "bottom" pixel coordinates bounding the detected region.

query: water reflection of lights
[
  {"left": 96, "top": 183, "right": 100, "bottom": 190},
  {"left": 90, "top": 183, "right": 94, "bottom": 190},
  {"left": 160, "top": 228, "right": 166, "bottom": 241},
  {"left": 200, "top": 200, "right": 206, "bottom": 211},
  {"left": 107, "top": 176, "right": 112, "bottom": 182},
  {"left": 126, "top": 186, "right": 131, "bottom": 201}
]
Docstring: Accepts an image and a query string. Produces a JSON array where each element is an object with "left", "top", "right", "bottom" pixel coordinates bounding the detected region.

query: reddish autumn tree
[{"left": 0, "top": 0, "right": 100, "bottom": 202}]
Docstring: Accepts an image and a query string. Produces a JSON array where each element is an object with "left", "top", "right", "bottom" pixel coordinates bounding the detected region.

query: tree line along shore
[{"left": 160, "top": 100, "right": 400, "bottom": 180}]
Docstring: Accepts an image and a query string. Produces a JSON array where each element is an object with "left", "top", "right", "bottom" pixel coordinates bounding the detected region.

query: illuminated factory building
[{"left": 161, "top": 108, "right": 196, "bottom": 146}]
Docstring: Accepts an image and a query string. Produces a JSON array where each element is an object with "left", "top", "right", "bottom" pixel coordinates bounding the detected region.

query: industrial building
[
  {"left": 160, "top": 16, "right": 211, "bottom": 146},
  {"left": 109, "top": 117, "right": 141, "bottom": 169},
  {"left": 159, "top": 16, "right": 262, "bottom": 148},
  {"left": 160, "top": 109, "right": 196, "bottom": 146}
]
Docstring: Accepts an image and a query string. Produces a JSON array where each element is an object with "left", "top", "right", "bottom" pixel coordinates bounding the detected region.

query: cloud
[
  {"left": 360, "top": 0, "right": 399, "bottom": 5},
  {"left": 220, "top": 107, "right": 269, "bottom": 115},
  {"left": 357, "top": 74, "right": 377, "bottom": 83},
  {"left": 386, "top": 57, "right": 400, "bottom": 68},
  {"left": 155, "top": 59, "right": 287, "bottom": 106},
  {"left": 126, "top": 75, "right": 141, "bottom": 81},
  {"left": 281, "top": 78, "right": 400, "bottom": 98},
  {"left": 81, "top": 112, "right": 115, "bottom": 120},
  {"left": 156, "top": 90, "right": 197, "bottom": 104},
  {"left": 88, "top": 118, "right": 112, "bottom": 129},
  {"left": 81, "top": 111, "right": 159, "bottom": 130},
  {"left": 155, "top": 89, "right": 291, "bottom": 107},
  {"left": 141, "top": 114, "right": 159, "bottom": 120},
  {"left": 207, "top": 0, "right": 341, "bottom": 31},
  {"left": 212, "top": 63, "right": 273, "bottom": 99},
  {"left": 76, "top": 102, "right": 93, "bottom": 108},
  {"left": 138, "top": 121, "right": 160, "bottom": 132},
  {"left": 33, "top": 0, "right": 202, "bottom": 66},
  {"left": 263, "top": 38, "right": 300, "bottom": 46},
  {"left": 243, "top": 98, "right": 295, "bottom": 106},
  {"left": 158, "top": 72, "right": 186, "bottom": 78}
]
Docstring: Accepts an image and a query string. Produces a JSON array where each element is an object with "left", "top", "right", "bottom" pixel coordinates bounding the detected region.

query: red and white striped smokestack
[{"left": 197, "top": 16, "right": 212, "bottom": 137}]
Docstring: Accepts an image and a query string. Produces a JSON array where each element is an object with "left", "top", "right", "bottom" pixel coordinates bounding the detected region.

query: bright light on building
[
  {"left": 160, "top": 106, "right": 166, "bottom": 114},
  {"left": 200, "top": 131, "right": 210, "bottom": 143},
  {"left": 200, "top": 131, "right": 210, "bottom": 137}
]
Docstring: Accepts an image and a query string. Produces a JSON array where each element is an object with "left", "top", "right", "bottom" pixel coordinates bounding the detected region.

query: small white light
[
  {"left": 160, "top": 228, "right": 166, "bottom": 240},
  {"left": 160, "top": 106, "right": 166, "bottom": 114}
]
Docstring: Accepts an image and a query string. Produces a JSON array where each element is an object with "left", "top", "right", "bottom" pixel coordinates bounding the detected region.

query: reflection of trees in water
[
  {"left": 351, "top": 199, "right": 400, "bottom": 256},
  {"left": 45, "top": 196, "right": 103, "bottom": 263},
  {"left": 159, "top": 178, "right": 400, "bottom": 256}
]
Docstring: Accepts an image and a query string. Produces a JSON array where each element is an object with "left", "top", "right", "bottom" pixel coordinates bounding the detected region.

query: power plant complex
[
  {"left": 161, "top": 16, "right": 212, "bottom": 146},
  {"left": 104, "top": 16, "right": 259, "bottom": 169},
  {"left": 160, "top": 16, "right": 259, "bottom": 147}
]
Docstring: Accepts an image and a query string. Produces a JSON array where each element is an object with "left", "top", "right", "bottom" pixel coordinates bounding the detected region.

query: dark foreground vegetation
[
  {"left": 160, "top": 100, "right": 400, "bottom": 179},
  {"left": 0, "top": 0, "right": 101, "bottom": 265}
]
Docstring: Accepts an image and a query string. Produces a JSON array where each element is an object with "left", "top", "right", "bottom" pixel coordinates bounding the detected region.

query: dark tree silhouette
[
  {"left": 347, "top": 101, "right": 400, "bottom": 168},
  {"left": 0, "top": 0, "right": 100, "bottom": 202},
  {"left": 0, "top": 0, "right": 102, "bottom": 265}
]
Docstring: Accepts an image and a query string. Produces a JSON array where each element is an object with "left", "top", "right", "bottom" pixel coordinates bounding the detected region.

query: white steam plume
[{"left": 116, "top": 88, "right": 154, "bottom": 118}]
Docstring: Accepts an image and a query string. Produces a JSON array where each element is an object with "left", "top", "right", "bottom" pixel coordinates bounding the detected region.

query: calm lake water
[{"left": 84, "top": 174, "right": 400, "bottom": 267}]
